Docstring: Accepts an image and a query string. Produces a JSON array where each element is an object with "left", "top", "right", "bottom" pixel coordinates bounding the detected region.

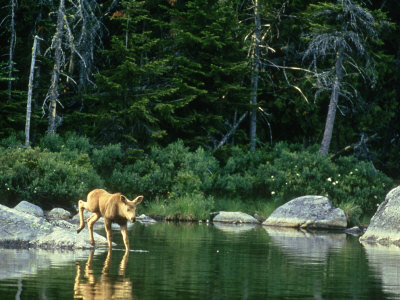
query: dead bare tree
[
  {"left": 43, "top": 0, "right": 103, "bottom": 133},
  {"left": 303, "top": 0, "right": 378, "bottom": 156},
  {"left": 44, "top": 0, "right": 66, "bottom": 134},
  {"left": 1, "top": 0, "right": 17, "bottom": 102},
  {"left": 25, "top": 35, "right": 42, "bottom": 146},
  {"left": 243, "top": 0, "right": 289, "bottom": 150}
]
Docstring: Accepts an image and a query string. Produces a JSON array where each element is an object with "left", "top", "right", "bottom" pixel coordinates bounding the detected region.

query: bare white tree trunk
[
  {"left": 7, "top": 0, "right": 17, "bottom": 102},
  {"left": 319, "top": 49, "right": 344, "bottom": 156},
  {"left": 25, "top": 35, "right": 40, "bottom": 146},
  {"left": 47, "top": 0, "right": 65, "bottom": 134},
  {"left": 249, "top": 0, "right": 261, "bottom": 151}
]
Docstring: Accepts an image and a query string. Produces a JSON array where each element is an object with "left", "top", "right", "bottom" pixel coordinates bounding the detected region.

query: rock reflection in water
[
  {"left": 264, "top": 227, "right": 346, "bottom": 264},
  {"left": 74, "top": 250, "right": 134, "bottom": 300},
  {"left": 0, "top": 248, "right": 90, "bottom": 280},
  {"left": 363, "top": 243, "right": 400, "bottom": 299},
  {"left": 213, "top": 222, "right": 257, "bottom": 233}
]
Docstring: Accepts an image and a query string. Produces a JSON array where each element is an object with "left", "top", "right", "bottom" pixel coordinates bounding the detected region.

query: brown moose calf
[{"left": 77, "top": 189, "right": 143, "bottom": 250}]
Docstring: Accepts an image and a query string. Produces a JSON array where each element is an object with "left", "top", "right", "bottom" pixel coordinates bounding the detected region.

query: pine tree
[
  {"left": 83, "top": 0, "right": 248, "bottom": 149},
  {"left": 302, "top": 0, "right": 380, "bottom": 156}
]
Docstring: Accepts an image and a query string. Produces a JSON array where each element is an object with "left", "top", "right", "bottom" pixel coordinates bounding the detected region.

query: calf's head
[{"left": 121, "top": 195, "right": 144, "bottom": 222}]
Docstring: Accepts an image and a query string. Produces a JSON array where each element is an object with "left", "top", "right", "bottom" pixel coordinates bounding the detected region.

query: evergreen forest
[{"left": 0, "top": 0, "right": 399, "bottom": 224}]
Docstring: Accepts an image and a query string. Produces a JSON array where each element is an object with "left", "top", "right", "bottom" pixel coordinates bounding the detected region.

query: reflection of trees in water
[{"left": 74, "top": 250, "right": 134, "bottom": 300}]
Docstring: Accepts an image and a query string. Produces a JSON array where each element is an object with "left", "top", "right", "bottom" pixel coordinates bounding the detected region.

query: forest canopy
[{"left": 0, "top": 0, "right": 399, "bottom": 221}]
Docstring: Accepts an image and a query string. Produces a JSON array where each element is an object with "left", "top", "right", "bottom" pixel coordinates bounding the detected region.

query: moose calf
[{"left": 77, "top": 189, "right": 143, "bottom": 250}]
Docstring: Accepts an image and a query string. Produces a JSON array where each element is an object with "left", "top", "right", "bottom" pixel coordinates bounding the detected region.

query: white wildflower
[
  {"left": 271, "top": 191, "right": 276, "bottom": 195},
  {"left": 327, "top": 177, "right": 332, "bottom": 182}
]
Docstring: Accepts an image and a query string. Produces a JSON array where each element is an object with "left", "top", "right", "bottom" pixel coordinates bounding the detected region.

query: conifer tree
[{"left": 303, "top": 0, "right": 379, "bottom": 156}]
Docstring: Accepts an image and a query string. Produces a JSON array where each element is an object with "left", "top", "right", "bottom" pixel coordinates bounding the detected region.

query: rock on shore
[
  {"left": 0, "top": 203, "right": 109, "bottom": 249},
  {"left": 213, "top": 211, "right": 259, "bottom": 224},
  {"left": 263, "top": 195, "right": 347, "bottom": 230},
  {"left": 360, "top": 186, "right": 400, "bottom": 246}
]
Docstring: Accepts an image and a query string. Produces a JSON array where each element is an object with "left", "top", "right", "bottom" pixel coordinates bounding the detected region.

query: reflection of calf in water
[{"left": 74, "top": 250, "right": 133, "bottom": 300}]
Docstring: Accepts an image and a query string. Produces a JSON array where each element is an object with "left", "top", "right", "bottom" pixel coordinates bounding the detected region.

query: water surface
[{"left": 0, "top": 222, "right": 399, "bottom": 299}]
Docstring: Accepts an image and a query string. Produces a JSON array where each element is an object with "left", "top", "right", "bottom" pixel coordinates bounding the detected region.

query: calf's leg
[
  {"left": 77, "top": 200, "right": 87, "bottom": 233},
  {"left": 120, "top": 224, "right": 130, "bottom": 251},
  {"left": 87, "top": 213, "right": 100, "bottom": 246},
  {"left": 104, "top": 219, "right": 113, "bottom": 250}
]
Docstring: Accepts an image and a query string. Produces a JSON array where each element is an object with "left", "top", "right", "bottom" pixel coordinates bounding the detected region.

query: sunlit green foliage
[{"left": 0, "top": 134, "right": 393, "bottom": 220}]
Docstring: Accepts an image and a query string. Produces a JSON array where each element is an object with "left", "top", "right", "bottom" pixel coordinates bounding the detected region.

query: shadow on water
[{"left": 74, "top": 249, "right": 134, "bottom": 300}]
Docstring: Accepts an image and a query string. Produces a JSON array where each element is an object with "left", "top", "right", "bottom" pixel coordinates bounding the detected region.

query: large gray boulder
[
  {"left": 360, "top": 186, "right": 400, "bottom": 246},
  {"left": 14, "top": 201, "right": 44, "bottom": 217},
  {"left": 0, "top": 204, "right": 109, "bottom": 249},
  {"left": 213, "top": 211, "right": 259, "bottom": 224},
  {"left": 263, "top": 195, "right": 347, "bottom": 230}
]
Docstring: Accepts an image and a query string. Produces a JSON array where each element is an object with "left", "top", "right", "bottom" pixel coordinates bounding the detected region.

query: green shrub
[
  {"left": 215, "top": 142, "right": 394, "bottom": 217},
  {"left": 63, "top": 132, "right": 92, "bottom": 154},
  {"left": 145, "top": 193, "right": 215, "bottom": 221},
  {"left": 0, "top": 134, "right": 393, "bottom": 220},
  {"left": 39, "top": 133, "right": 64, "bottom": 152},
  {"left": 108, "top": 140, "right": 218, "bottom": 200},
  {"left": 0, "top": 131, "right": 25, "bottom": 147},
  {"left": 339, "top": 201, "right": 363, "bottom": 227},
  {"left": 91, "top": 143, "right": 123, "bottom": 178},
  {"left": 0, "top": 147, "right": 103, "bottom": 209}
]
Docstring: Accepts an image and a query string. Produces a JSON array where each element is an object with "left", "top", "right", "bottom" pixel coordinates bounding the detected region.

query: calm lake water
[{"left": 1, "top": 222, "right": 400, "bottom": 299}]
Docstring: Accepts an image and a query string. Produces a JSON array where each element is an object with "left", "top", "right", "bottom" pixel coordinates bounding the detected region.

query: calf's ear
[
  {"left": 132, "top": 195, "right": 144, "bottom": 205},
  {"left": 121, "top": 195, "right": 129, "bottom": 204}
]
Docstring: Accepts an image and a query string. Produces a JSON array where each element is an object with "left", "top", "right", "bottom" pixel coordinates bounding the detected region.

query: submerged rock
[
  {"left": 213, "top": 211, "right": 259, "bottom": 224},
  {"left": 360, "top": 186, "right": 400, "bottom": 246},
  {"left": 263, "top": 195, "right": 347, "bottom": 230},
  {"left": 14, "top": 201, "right": 44, "bottom": 217},
  {"left": 0, "top": 203, "right": 109, "bottom": 249},
  {"left": 345, "top": 226, "right": 363, "bottom": 236}
]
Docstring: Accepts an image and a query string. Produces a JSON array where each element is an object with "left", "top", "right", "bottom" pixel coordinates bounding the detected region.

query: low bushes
[
  {"left": 0, "top": 133, "right": 394, "bottom": 222},
  {"left": 214, "top": 143, "right": 393, "bottom": 221},
  {"left": 0, "top": 146, "right": 103, "bottom": 209}
]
